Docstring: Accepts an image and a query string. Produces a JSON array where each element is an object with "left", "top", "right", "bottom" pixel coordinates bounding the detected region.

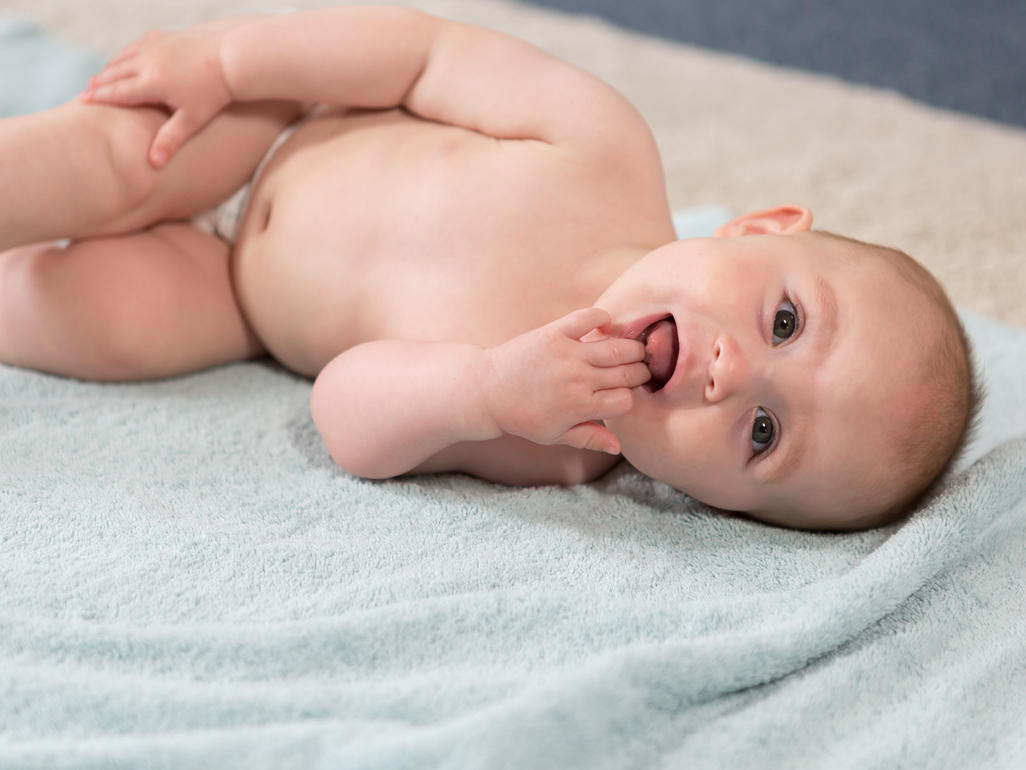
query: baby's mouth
[{"left": 637, "top": 315, "right": 679, "bottom": 392}]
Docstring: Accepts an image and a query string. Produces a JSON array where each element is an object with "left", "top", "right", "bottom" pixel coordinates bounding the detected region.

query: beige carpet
[{"left": 8, "top": 0, "right": 1025, "bottom": 327}]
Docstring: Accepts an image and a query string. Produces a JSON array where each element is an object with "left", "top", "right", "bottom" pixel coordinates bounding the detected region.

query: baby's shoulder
[
  {"left": 554, "top": 75, "right": 662, "bottom": 171},
  {"left": 547, "top": 77, "right": 667, "bottom": 208}
]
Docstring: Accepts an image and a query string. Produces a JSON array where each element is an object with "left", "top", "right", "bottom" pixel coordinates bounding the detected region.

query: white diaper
[{"left": 191, "top": 115, "right": 305, "bottom": 245}]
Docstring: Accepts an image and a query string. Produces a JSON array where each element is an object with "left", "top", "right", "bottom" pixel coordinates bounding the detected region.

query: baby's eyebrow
[{"left": 813, "top": 276, "right": 839, "bottom": 353}]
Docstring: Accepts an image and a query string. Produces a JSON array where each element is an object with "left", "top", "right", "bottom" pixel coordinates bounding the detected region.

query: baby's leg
[
  {"left": 0, "top": 99, "right": 302, "bottom": 252},
  {"left": 0, "top": 223, "right": 263, "bottom": 381}
]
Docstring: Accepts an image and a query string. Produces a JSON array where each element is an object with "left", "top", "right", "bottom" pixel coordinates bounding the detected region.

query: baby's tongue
[{"left": 643, "top": 318, "right": 678, "bottom": 387}]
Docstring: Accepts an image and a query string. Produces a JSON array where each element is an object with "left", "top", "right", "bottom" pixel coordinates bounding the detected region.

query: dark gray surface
[{"left": 523, "top": 0, "right": 1026, "bottom": 127}]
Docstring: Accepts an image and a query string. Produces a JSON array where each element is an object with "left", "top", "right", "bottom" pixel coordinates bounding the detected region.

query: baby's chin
[{"left": 615, "top": 446, "right": 750, "bottom": 513}]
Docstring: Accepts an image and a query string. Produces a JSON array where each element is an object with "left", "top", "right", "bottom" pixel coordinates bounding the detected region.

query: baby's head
[{"left": 597, "top": 205, "right": 981, "bottom": 530}]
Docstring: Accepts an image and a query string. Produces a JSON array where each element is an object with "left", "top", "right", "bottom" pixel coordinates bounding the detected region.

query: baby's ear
[{"left": 714, "top": 205, "right": 812, "bottom": 238}]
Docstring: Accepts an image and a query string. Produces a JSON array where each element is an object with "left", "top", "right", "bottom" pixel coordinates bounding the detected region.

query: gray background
[{"left": 524, "top": 0, "right": 1026, "bottom": 127}]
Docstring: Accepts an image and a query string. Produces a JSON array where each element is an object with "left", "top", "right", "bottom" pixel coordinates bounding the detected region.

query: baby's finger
[
  {"left": 554, "top": 307, "right": 611, "bottom": 340},
  {"left": 586, "top": 387, "right": 634, "bottom": 421},
  {"left": 595, "top": 361, "right": 651, "bottom": 390},
  {"left": 150, "top": 110, "right": 200, "bottom": 168},
  {"left": 89, "top": 62, "right": 136, "bottom": 88},
  {"left": 584, "top": 337, "right": 646, "bottom": 367},
  {"left": 558, "top": 422, "right": 622, "bottom": 455},
  {"left": 81, "top": 78, "right": 151, "bottom": 106}
]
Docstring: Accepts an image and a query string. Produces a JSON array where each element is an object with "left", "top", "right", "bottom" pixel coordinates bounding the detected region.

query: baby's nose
[{"left": 704, "top": 333, "right": 751, "bottom": 403}]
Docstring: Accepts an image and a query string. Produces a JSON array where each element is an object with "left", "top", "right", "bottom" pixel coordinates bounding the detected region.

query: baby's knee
[
  {"left": 101, "top": 104, "right": 169, "bottom": 208},
  {"left": 66, "top": 102, "right": 167, "bottom": 223}
]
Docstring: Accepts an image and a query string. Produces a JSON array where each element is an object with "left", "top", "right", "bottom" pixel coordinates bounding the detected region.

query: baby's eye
[
  {"left": 772, "top": 297, "right": 799, "bottom": 345},
  {"left": 751, "top": 408, "right": 776, "bottom": 455}
]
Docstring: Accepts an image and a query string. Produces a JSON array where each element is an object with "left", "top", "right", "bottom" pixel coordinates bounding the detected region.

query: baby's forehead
[
  {"left": 805, "top": 235, "right": 940, "bottom": 319},
  {"left": 756, "top": 389, "right": 919, "bottom": 528},
  {"left": 771, "top": 269, "right": 948, "bottom": 510},
  {"left": 807, "top": 232, "right": 929, "bottom": 289}
]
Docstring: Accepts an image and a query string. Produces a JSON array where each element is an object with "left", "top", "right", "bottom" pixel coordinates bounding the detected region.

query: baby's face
[{"left": 596, "top": 230, "right": 934, "bottom": 529}]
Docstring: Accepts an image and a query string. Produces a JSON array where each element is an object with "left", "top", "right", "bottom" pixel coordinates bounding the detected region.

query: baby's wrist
[
  {"left": 218, "top": 20, "right": 266, "bottom": 102},
  {"left": 465, "top": 347, "right": 506, "bottom": 442},
  {"left": 216, "top": 29, "right": 242, "bottom": 102}
]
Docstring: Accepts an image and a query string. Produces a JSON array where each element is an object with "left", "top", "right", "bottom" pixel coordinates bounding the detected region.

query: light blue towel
[
  {"left": 2, "top": 18, "right": 1026, "bottom": 769},
  {"left": 0, "top": 18, "right": 102, "bottom": 117}
]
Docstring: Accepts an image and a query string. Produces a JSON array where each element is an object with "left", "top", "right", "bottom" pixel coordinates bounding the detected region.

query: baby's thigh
[
  {"left": 77, "top": 99, "right": 303, "bottom": 230},
  {"left": 0, "top": 223, "right": 264, "bottom": 380}
]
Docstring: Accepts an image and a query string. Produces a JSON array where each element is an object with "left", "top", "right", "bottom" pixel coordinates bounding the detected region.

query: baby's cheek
[{"left": 636, "top": 439, "right": 767, "bottom": 512}]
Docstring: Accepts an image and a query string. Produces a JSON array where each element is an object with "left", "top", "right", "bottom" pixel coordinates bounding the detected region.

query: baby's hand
[
  {"left": 79, "top": 22, "right": 237, "bottom": 168},
  {"left": 477, "top": 308, "right": 649, "bottom": 455}
]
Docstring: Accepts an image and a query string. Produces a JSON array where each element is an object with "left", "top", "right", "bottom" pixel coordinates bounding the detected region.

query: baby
[{"left": 0, "top": 7, "right": 979, "bottom": 530}]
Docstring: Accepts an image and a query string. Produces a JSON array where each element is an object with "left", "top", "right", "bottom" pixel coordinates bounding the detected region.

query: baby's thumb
[{"left": 560, "top": 422, "right": 622, "bottom": 455}]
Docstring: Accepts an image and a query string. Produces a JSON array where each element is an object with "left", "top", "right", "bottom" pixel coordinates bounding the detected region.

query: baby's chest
[{"left": 235, "top": 110, "right": 645, "bottom": 369}]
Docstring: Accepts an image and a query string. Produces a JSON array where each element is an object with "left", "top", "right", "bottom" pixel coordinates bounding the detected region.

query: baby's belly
[{"left": 229, "top": 109, "right": 593, "bottom": 376}]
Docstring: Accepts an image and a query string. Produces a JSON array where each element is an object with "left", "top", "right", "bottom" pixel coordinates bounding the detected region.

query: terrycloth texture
[
  {"left": 0, "top": 17, "right": 102, "bottom": 117},
  {"left": 3, "top": 14, "right": 1026, "bottom": 769},
  {"left": 3, "top": 313, "right": 1026, "bottom": 770}
]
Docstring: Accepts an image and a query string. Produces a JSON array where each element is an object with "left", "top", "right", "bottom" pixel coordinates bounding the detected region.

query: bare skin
[
  {"left": 2, "top": 8, "right": 670, "bottom": 482},
  {"left": 1, "top": 7, "right": 938, "bottom": 527}
]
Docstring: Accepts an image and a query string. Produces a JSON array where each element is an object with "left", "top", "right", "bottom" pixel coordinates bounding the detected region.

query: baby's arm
[
  {"left": 84, "top": 7, "right": 655, "bottom": 166},
  {"left": 216, "top": 7, "right": 641, "bottom": 145},
  {"left": 310, "top": 308, "right": 649, "bottom": 481}
]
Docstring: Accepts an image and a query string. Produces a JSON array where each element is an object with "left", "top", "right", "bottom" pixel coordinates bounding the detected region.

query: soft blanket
[
  {"left": 2, "top": 16, "right": 1025, "bottom": 770},
  {"left": 0, "top": 17, "right": 100, "bottom": 116}
]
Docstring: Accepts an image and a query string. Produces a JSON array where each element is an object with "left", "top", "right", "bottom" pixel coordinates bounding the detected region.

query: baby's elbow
[
  {"left": 312, "top": 417, "right": 393, "bottom": 480},
  {"left": 310, "top": 372, "right": 388, "bottom": 479},
  {"left": 332, "top": 453, "right": 395, "bottom": 481}
]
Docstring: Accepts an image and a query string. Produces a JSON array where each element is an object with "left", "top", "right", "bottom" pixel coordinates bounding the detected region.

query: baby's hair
[
  {"left": 881, "top": 249, "right": 983, "bottom": 515},
  {"left": 819, "top": 231, "right": 984, "bottom": 520}
]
